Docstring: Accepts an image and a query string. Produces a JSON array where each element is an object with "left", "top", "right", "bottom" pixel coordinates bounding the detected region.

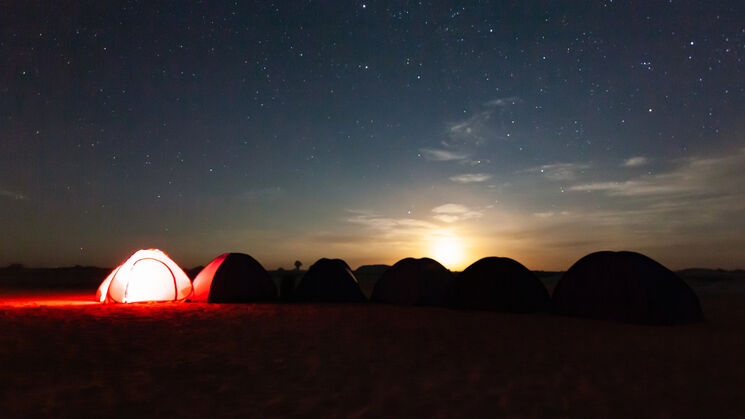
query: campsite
[
  {"left": 3, "top": 1, "right": 745, "bottom": 416},
  {"left": 1, "top": 255, "right": 745, "bottom": 417}
]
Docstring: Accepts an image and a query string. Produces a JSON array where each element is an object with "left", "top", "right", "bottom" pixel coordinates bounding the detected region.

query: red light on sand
[
  {"left": 0, "top": 291, "right": 98, "bottom": 307},
  {"left": 96, "top": 249, "right": 192, "bottom": 303}
]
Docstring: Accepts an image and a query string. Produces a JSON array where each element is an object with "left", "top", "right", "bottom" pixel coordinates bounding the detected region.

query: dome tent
[
  {"left": 452, "top": 257, "right": 550, "bottom": 312},
  {"left": 371, "top": 258, "right": 454, "bottom": 306},
  {"left": 293, "top": 258, "right": 367, "bottom": 302},
  {"left": 191, "top": 253, "right": 277, "bottom": 303},
  {"left": 552, "top": 251, "right": 703, "bottom": 324},
  {"left": 96, "top": 249, "right": 192, "bottom": 303}
]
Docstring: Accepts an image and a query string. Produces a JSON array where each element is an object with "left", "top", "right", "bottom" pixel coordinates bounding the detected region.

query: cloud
[
  {"left": 419, "top": 148, "right": 468, "bottom": 162},
  {"left": 567, "top": 181, "right": 686, "bottom": 196},
  {"left": 431, "top": 214, "right": 459, "bottom": 223},
  {"left": 431, "top": 203, "right": 483, "bottom": 223},
  {"left": 420, "top": 97, "right": 521, "bottom": 166},
  {"left": 447, "top": 97, "right": 521, "bottom": 145},
  {"left": 339, "top": 207, "right": 485, "bottom": 261},
  {"left": 449, "top": 173, "right": 492, "bottom": 183},
  {"left": 346, "top": 210, "right": 439, "bottom": 243},
  {"left": 483, "top": 97, "right": 522, "bottom": 107},
  {"left": 569, "top": 152, "right": 745, "bottom": 198},
  {"left": 490, "top": 149, "right": 745, "bottom": 264},
  {"left": 533, "top": 211, "right": 570, "bottom": 218},
  {"left": 525, "top": 162, "right": 591, "bottom": 181},
  {"left": 0, "top": 188, "right": 27, "bottom": 200},
  {"left": 432, "top": 203, "right": 471, "bottom": 214},
  {"left": 563, "top": 150, "right": 745, "bottom": 233},
  {"left": 447, "top": 110, "right": 513, "bottom": 145},
  {"left": 447, "top": 111, "right": 493, "bottom": 144},
  {"left": 569, "top": 182, "right": 628, "bottom": 193},
  {"left": 623, "top": 156, "right": 648, "bottom": 167}
]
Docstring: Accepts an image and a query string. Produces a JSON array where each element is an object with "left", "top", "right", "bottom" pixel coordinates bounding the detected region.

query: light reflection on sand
[{"left": 0, "top": 291, "right": 103, "bottom": 307}]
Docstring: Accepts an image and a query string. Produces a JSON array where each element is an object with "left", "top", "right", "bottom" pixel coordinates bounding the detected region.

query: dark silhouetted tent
[
  {"left": 552, "top": 251, "right": 703, "bottom": 324},
  {"left": 371, "top": 258, "right": 454, "bottom": 305},
  {"left": 452, "top": 257, "right": 550, "bottom": 312},
  {"left": 293, "top": 258, "right": 367, "bottom": 302},
  {"left": 191, "top": 253, "right": 276, "bottom": 303}
]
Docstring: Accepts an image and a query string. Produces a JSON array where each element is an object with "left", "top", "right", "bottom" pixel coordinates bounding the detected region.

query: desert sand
[{"left": 1, "top": 276, "right": 745, "bottom": 418}]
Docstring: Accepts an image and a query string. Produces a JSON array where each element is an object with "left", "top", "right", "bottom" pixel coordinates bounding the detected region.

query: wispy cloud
[
  {"left": 623, "top": 156, "right": 648, "bottom": 167},
  {"left": 0, "top": 188, "right": 27, "bottom": 200},
  {"left": 420, "top": 97, "right": 521, "bottom": 168},
  {"left": 337, "top": 208, "right": 483, "bottom": 264},
  {"left": 533, "top": 211, "right": 570, "bottom": 218},
  {"left": 431, "top": 203, "right": 483, "bottom": 223},
  {"left": 419, "top": 148, "right": 468, "bottom": 162},
  {"left": 570, "top": 151, "right": 745, "bottom": 198},
  {"left": 496, "top": 149, "right": 745, "bottom": 266},
  {"left": 346, "top": 210, "right": 438, "bottom": 243},
  {"left": 525, "top": 162, "right": 591, "bottom": 181},
  {"left": 568, "top": 181, "right": 682, "bottom": 196},
  {"left": 449, "top": 173, "right": 492, "bottom": 183},
  {"left": 447, "top": 97, "right": 521, "bottom": 145},
  {"left": 558, "top": 149, "right": 745, "bottom": 238},
  {"left": 447, "top": 111, "right": 494, "bottom": 144},
  {"left": 483, "top": 97, "right": 522, "bottom": 107}
]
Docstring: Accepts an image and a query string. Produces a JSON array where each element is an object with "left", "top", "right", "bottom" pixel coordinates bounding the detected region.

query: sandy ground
[{"left": 1, "top": 289, "right": 745, "bottom": 418}]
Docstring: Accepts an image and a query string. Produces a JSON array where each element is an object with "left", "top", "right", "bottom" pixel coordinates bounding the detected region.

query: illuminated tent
[
  {"left": 191, "top": 253, "right": 277, "bottom": 303},
  {"left": 96, "top": 249, "right": 192, "bottom": 303},
  {"left": 552, "top": 251, "right": 703, "bottom": 324},
  {"left": 451, "top": 257, "right": 550, "bottom": 312},
  {"left": 293, "top": 258, "right": 367, "bottom": 302},
  {"left": 371, "top": 258, "right": 454, "bottom": 305}
]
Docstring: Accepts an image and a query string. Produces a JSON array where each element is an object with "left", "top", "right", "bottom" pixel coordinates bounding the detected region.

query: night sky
[{"left": 2, "top": 1, "right": 745, "bottom": 270}]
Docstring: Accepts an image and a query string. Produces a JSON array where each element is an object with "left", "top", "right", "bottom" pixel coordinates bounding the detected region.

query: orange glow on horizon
[{"left": 427, "top": 230, "right": 468, "bottom": 271}]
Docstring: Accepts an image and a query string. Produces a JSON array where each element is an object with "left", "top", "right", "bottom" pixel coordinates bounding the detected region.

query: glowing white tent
[{"left": 96, "top": 249, "right": 192, "bottom": 303}]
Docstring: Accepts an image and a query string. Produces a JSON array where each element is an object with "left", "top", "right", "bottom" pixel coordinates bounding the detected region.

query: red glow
[
  {"left": 97, "top": 249, "right": 192, "bottom": 303},
  {"left": 190, "top": 253, "right": 229, "bottom": 301},
  {"left": 0, "top": 291, "right": 98, "bottom": 307}
]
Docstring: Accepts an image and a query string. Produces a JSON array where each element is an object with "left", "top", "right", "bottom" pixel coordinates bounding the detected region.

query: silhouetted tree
[{"left": 294, "top": 260, "right": 302, "bottom": 270}]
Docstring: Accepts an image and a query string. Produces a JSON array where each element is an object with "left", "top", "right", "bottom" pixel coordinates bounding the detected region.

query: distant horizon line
[{"left": 2, "top": 262, "right": 743, "bottom": 274}]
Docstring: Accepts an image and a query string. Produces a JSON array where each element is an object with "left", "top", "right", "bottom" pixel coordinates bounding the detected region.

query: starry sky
[{"left": 2, "top": 1, "right": 745, "bottom": 270}]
